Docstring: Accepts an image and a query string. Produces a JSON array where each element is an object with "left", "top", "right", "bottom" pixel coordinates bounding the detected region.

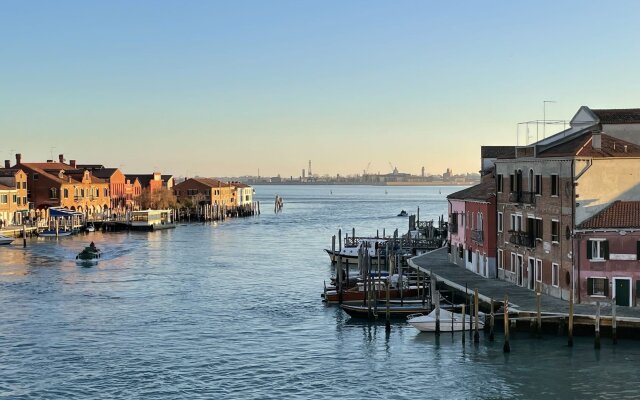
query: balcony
[
  {"left": 471, "top": 229, "right": 483, "bottom": 244},
  {"left": 508, "top": 191, "right": 536, "bottom": 205},
  {"left": 508, "top": 230, "right": 536, "bottom": 248}
]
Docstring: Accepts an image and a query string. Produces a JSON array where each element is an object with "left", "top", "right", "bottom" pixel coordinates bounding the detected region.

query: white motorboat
[
  {"left": 0, "top": 234, "right": 14, "bottom": 245},
  {"left": 407, "top": 308, "right": 484, "bottom": 332},
  {"left": 325, "top": 238, "right": 389, "bottom": 265},
  {"left": 86, "top": 223, "right": 95, "bottom": 232}
]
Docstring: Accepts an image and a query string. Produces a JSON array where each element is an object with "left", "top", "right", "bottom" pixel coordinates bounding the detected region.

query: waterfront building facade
[
  {"left": 127, "top": 173, "right": 174, "bottom": 194},
  {"left": 12, "top": 154, "right": 110, "bottom": 217},
  {"left": 495, "top": 107, "right": 640, "bottom": 302},
  {"left": 448, "top": 178, "right": 497, "bottom": 278},
  {"left": 174, "top": 178, "right": 235, "bottom": 208},
  {"left": 230, "top": 182, "right": 253, "bottom": 207},
  {"left": 575, "top": 201, "right": 640, "bottom": 307},
  {"left": 0, "top": 166, "right": 29, "bottom": 225}
]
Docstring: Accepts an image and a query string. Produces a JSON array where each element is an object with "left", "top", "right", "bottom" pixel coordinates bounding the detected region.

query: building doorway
[
  {"left": 614, "top": 278, "right": 632, "bottom": 307},
  {"left": 517, "top": 254, "right": 524, "bottom": 286}
]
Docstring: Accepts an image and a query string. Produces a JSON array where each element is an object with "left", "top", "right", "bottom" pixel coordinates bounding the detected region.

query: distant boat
[
  {"left": 397, "top": 210, "right": 408, "bottom": 217},
  {"left": 0, "top": 234, "right": 14, "bottom": 245},
  {"left": 86, "top": 223, "right": 95, "bottom": 232}
]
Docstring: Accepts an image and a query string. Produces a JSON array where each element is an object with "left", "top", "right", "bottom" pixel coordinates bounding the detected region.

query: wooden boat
[
  {"left": 341, "top": 302, "right": 432, "bottom": 318},
  {"left": 38, "top": 229, "right": 73, "bottom": 237},
  {"left": 323, "top": 286, "right": 421, "bottom": 304},
  {"left": 325, "top": 238, "right": 389, "bottom": 265},
  {"left": 407, "top": 309, "right": 484, "bottom": 332},
  {"left": 0, "top": 234, "right": 14, "bottom": 245}
]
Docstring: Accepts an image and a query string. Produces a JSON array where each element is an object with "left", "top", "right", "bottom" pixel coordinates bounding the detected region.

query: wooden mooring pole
[
  {"left": 461, "top": 304, "right": 466, "bottom": 345},
  {"left": 22, "top": 224, "right": 26, "bottom": 248},
  {"left": 536, "top": 288, "right": 542, "bottom": 337},
  {"left": 331, "top": 235, "right": 336, "bottom": 264},
  {"left": 489, "top": 298, "right": 495, "bottom": 342},
  {"left": 503, "top": 295, "right": 510, "bottom": 353},
  {"left": 568, "top": 288, "right": 574, "bottom": 347},
  {"left": 385, "top": 242, "right": 391, "bottom": 332},
  {"left": 612, "top": 296, "right": 618, "bottom": 345},
  {"left": 595, "top": 301, "right": 601, "bottom": 349},
  {"left": 473, "top": 288, "right": 479, "bottom": 343}
]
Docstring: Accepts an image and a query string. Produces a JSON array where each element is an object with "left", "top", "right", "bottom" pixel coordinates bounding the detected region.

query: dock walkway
[{"left": 409, "top": 248, "right": 640, "bottom": 322}]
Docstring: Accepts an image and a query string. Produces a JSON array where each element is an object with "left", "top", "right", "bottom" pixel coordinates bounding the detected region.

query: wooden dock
[{"left": 409, "top": 248, "right": 640, "bottom": 328}]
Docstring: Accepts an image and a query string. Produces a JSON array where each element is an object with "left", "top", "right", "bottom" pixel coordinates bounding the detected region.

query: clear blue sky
[{"left": 2, "top": 1, "right": 640, "bottom": 177}]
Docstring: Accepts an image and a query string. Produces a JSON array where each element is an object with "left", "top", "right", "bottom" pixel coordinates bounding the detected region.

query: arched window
[{"left": 528, "top": 169, "right": 534, "bottom": 192}]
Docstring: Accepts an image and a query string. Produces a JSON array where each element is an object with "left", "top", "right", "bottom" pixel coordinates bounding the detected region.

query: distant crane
[{"left": 363, "top": 161, "right": 371, "bottom": 176}]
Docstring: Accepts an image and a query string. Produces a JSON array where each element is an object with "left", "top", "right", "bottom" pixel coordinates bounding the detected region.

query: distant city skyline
[{"left": 3, "top": 1, "right": 640, "bottom": 177}]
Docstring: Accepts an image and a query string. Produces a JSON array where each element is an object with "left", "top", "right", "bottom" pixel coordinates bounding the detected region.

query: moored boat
[
  {"left": 76, "top": 246, "right": 101, "bottom": 261},
  {"left": 407, "top": 308, "right": 484, "bottom": 332},
  {"left": 340, "top": 302, "right": 432, "bottom": 318},
  {"left": 86, "top": 223, "right": 95, "bottom": 232},
  {"left": 38, "top": 229, "right": 73, "bottom": 237},
  {"left": 0, "top": 234, "right": 14, "bottom": 245}
]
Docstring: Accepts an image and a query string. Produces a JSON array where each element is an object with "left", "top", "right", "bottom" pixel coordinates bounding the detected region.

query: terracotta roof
[
  {"left": 481, "top": 146, "right": 516, "bottom": 159},
  {"left": 0, "top": 183, "right": 13, "bottom": 191},
  {"left": 190, "top": 177, "right": 230, "bottom": 188},
  {"left": 87, "top": 168, "right": 119, "bottom": 179},
  {"left": 0, "top": 168, "right": 20, "bottom": 177},
  {"left": 230, "top": 182, "right": 250, "bottom": 188},
  {"left": 592, "top": 109, "right": 640, "bottom": 124},
  {"left": 447, "top": 179, "right": 494, "bottom": 202},
  {"left": 537, "top": 132, "right": 640, "bottom": 158},
  {"left": 578, "top": 201, "right": 640, "bottom": 229}
]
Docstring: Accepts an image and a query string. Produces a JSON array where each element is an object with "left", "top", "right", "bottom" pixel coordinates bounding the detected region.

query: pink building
[
  {"left": 448, "top": 177, "right": 497, "bottom": 278},
  {"left": 575, "top": 201, "right": 640, "bottom": 307}
]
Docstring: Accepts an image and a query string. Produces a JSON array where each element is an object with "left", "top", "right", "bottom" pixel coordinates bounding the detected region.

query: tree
[{"left": 138, "top": 188, "right": 178, "bottom": 209}]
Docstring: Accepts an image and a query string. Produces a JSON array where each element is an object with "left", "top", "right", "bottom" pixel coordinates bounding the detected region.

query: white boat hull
[
  {"left": 407, "top": 309, "right": 484, "bottom": 332},
  {"left": 0, "top": 236, "right": 14, "bottom": 245}
]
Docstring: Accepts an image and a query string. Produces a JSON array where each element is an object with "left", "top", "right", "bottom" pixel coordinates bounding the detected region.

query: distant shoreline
[{"left": 249, "top": 181, "right": 476, "bottom": 186}]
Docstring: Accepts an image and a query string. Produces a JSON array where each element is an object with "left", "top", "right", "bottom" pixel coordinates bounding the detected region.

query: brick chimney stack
[
  {"left": 59, "top": 154, "right": 65, "bottom": 163},
  {"left": 4, "top": 160, "right": 9, "bottom": 168},
  {"left": 15, "top": 154, "right": 21, "bottom": 165},
  {"left": 70, "top": 160, "right": 76, "bottom": 168}
]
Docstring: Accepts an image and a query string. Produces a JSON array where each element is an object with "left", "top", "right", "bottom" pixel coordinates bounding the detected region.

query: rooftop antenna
[
  {"left": 543, "top": 100, "right": 556, "bottom": 139},
  {"left": 49, "top": 146, "right": 56, "bottom": 161}
]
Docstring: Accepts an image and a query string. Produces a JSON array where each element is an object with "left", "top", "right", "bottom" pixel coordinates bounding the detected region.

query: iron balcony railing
[
  {"left": 471, "top": 229, "right": 483, "bottom": 243},
  {"left": 508, "top": 230, "right": 536, "bottom": 248},
  {"left": 508, "top": 191, "right": 536, "bottom": 205}
]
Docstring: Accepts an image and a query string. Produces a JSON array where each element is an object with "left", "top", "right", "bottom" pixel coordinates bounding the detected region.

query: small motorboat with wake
[
  {"left": 76, "top": 243, "right": 101, "bottom": 261},
  {"left": 0, "top": 234, "right": 14, "bottom": 245},
  {"left": 86, "top": 223, "right": 95, "bottom": 232}
]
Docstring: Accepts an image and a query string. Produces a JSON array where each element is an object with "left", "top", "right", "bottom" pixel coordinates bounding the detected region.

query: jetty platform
[{"left": 409, "top": 248, "right": 640, "bottom": 327}]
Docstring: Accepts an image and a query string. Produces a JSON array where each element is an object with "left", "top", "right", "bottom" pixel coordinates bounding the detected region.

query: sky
[{"left": 2, "top": 1, "right": 640, "bottom": 178}]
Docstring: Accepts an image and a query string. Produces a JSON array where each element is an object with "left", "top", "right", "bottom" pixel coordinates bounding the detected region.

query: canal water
[{"left": 1, "top": 185, "right": 639, "bottom": 399}]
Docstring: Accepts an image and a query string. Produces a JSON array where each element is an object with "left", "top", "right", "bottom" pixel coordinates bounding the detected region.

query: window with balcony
[
  {"left": 551, "top": 174, "right": 559, "bottom": 196},
  {"left": 587, "top": 277, "right": 608, "bottom": 296},
  {"left": 587, "top": 239, "right": 609, "bottom": 261}
]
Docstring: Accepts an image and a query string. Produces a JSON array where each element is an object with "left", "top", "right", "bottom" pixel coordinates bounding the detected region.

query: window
[
  {"left": 535, "top": 218, "right": 543, "bottom": 240},
  {"left": 552, "top": 263, "right": 559, "bottom": 287},
  {"left": 497, "top": 174, "right": 503, "bottom": 193},
  {"left": 535, "top": 174, "right": 542, "bottom": 195},
  {"left": 467, "top": 248, "right": 472, "bottom": 263},
  {"left": 33, "top": 173, "right": 39, "bottom": 181},
  {"left": 22, "top": 182, "right": 26, "bottom": 189},
  {"left": 587, "top": 277, "right": 609, "bottom": 296},
  {"left": 13, "top": 194, "right": 17, "bottom": 203},
  {"left": 587, "top": 239, "right": 609, "bottom": 261},
  {"left": 536, "top": 259, "right": 542, "bottom": 282},
  {"left": 551, "top": 174, "right": 559, "bottom": 196},
  {"left": 64, "top": 189, "right": 69, "bottom": 198},
  {"left": 498, "top": 249, "right": 504, "bottom": 270},
  {"left": 17, "top": 197, "right": 21, "bottom": 205},
  {"left": 451, "top": 212, "right": 458, "bottom": 227},
  {"left": 477, "top": 212, "right": 483, "bottom": 231},
  {"left": 498, "top": 212, "right": 503, "bottom": 233},
  {"left": 0, "top": 194, "right": 7, "bottom": 204},
  {"left": 551, "top": 220, "right": 559, "bottom": 243},
  {"left": 509, "top": 174, "right": 515, "bottom": 192},
  {"left": 49, "top": 188, "right": 58, "bottom": 199},
  {"left": 511, "top": 252, "right": 517, "bottom": 272},
  {"left": 104, "top": 188, "right": 109, "bottom": 197}
]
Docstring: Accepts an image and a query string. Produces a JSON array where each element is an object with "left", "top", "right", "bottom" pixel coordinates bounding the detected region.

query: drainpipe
[{"left": 571, "top": 159, "right": 577, "bottom": 303}]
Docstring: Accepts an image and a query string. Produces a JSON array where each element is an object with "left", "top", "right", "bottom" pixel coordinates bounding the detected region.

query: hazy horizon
[{"left": 3, "top": 1, "right": 640, "bottom": 177}]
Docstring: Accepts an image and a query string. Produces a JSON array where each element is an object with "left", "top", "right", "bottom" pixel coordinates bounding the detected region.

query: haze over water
[{"left": 1, "top": 185, "right": 639, "bottom": 399}]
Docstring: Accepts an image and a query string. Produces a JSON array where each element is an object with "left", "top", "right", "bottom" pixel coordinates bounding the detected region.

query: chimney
[
  {"left": 70, "top": 160, "right": 76, "bottom": 168},
  {"left": 624, "top": 145, "right": 628, "bottom": 153},
  {"left": 59, "top": 154, "right": 64, "bottom": 163},
  {"left": 4, "top": 160, "right": 9, "bottom": 168},
  {"left": 15, "top": 154, "right": 21, "bottom": 165},
  {"left": 592, "top": 132, "right": 602, "bottom": 150}
]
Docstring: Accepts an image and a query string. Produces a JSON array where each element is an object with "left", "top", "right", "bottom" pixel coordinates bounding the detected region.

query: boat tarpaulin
[{"left": 48, "top": 208, "right": 80, "bottom": 218}]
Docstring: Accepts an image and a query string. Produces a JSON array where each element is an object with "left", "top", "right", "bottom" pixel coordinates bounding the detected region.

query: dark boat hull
[
  {"left": 324, "top": 288, "right": 419, "bottom": 304},
  {"left": 340, "top": 303, "right": 431, "bottom": 318}
]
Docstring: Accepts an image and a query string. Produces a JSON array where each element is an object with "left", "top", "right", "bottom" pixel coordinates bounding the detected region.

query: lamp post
[{"left": 543, "top": 100, "right": 556, "bottom": 139}]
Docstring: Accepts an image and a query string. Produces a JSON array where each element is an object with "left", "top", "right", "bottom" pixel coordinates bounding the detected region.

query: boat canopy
[{"left": 49, "top": 207, "right": 83, "bottom": 218}]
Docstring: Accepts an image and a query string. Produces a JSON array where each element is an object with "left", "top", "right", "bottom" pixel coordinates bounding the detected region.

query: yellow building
[{"left": 0, "top": 167, "right": 29, "bottom": 225}]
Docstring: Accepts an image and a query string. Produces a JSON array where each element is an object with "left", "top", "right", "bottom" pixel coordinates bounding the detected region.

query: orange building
[
  {"left": 13, "top": 154, "right": 110, "bottom": 218},
  {"left": 79, "top": 165, "right": 142, "bottom": 211},
  {"left": 0, "top": 165, "right": 29, "bottom": 225}
]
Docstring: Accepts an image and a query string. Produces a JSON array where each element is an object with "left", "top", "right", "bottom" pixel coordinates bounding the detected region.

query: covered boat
[
  {"left": 407, "top": 308, "right": 484, "bottom": 332},
  {"left": 76, "top": 246, "right": 101, "bottom": 261}
]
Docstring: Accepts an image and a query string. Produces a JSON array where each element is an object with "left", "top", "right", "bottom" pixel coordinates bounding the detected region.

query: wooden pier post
[
  {"left": 461, "top": 304, "right": 466, "bottom": 344},
  {"left": 568, "top": 288, "right": 574, "bottom": 347},
  {"left": 612, "top": 296, "right": 618, "bottom": 345},
  {"left": 338, "top": 229, "right": 342, "bottom": 252},
  {"left": 352, "top": 227, "right": 355, "bottom": 242},
  {"left": 385, "top": 242, "right": 391, "bottom": 332},
  {"left": 595, "top": 301, "right": 601, "bottom": 349},
  {"left": 435, "top": 289, "right": 441, "bottom": 336},
  {"left": 503, "top": 295, "right": 510, "bottom": 353},
  {"left": 489, "top": 298, "right": 495, "bottom": 341},
  {"left": 331, "top": 235, "right": 336, "bottom": 264},
  {"left": 337, "top": 251, "right": 343, "bottom": 305},
  {"left": 22, "top": 224, "right": 26, "bottom": 248},
  {"left": 474, "top": 288, "right": 479, "bottom": 343},
  {"left": 536, "top": 288, "right": 542, "bottom": 337}
]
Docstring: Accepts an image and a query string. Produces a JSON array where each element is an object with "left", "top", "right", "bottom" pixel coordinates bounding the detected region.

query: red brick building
[{"left": 575, "top": 201, "right": 640, "bottom": 307}]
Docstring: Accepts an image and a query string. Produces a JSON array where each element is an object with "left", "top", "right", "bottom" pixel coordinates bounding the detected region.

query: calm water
[{"left": 1, "top": 185, "right": 639, "bottom": 399}]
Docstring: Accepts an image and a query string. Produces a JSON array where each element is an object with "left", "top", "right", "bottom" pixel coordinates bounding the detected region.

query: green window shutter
[
  {"left": 586, "top": 240, "right": 593, "bottom": 260},
  {"left": 604, "top": 279, "right": 610, "bottom": 297},
  {"left": 587, "top": 278, "right": 593, "bottom": 295},
  {"left": 603, "top": 241, "right": 610, "bottom": 260}
]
